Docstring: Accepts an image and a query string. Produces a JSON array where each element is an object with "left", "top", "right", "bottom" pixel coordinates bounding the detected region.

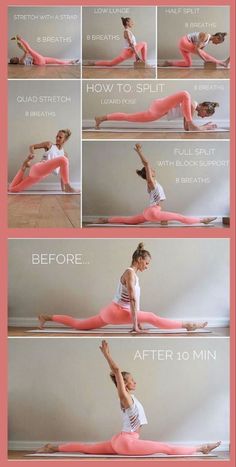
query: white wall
[
  {"left": 82, "top": 6, "right": 156, "bottom": 63},
  {"left": 82, "top": 141, "right": 229, "bottom": 217},
  {"left": 8, "top": 239, "right": 229, "bottom": 325},
  {"left": 8, "top": 80, "right": 81, "bottom": 188},
  {"left": 8, "top": 7, "right": 81, "bottom": 60},
  {"left": 8, "top": 338, "right": 229, "bottom": 446},
  {"left": 158, "top": 6, "right": 230, "bottom": 61},
  {"left": 82, "top": 80, "right": 229, "bottom": 127}
]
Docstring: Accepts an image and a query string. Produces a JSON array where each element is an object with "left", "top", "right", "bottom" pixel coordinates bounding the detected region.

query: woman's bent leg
[
  {"left": 137, "top": 311, "right": 182, "bottom": 329},
  {"left": 135, "top": 42, "right": 148, "bottom": 61},
  {"left": 108, "top": 214, "right": 146, "bottom": 225},
  {"left": 59, "top": 440, "right": 116, "bottom": 454},
  {"left": 106, "top": 110, "right": 156, "bottom": 123},
  {"left": 44, "top": 57, "right": 73, "bottom": 65},
  {"left": 95, "top": 49, "right": 132, "bottom": 66},
  {"left": 30, "top": 157, "right": 70, "bottom": 184},
  {"left": 52, "top": 314, "right": 105, "bottom": 330},
  {"left": 151, "top": 91, "right": 192, "bottom": 121},
  {"left": 18, "top": 37, "right": 45, "bottom": 65},
  {"left": 9, "top": 169, "right": 38, "bottom": 192}
]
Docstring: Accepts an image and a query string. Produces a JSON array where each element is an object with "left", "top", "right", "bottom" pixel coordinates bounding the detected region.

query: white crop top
[
  {"left": 113, "top": 268, "right": 140, "bottom": 311},
  {"left": 167, "top": 100, "right": 198, "bottom": 121},
  {"left": 41, "top": 144, "right": 64, "bottom": 176},
  {"left": 23, "top": 55, "right": 33, "bottom": 66},
  {"left": 149, "top": 182, "right": 166, "bottom": 206},
  {"left": 187, "top": 32, "right": 210, "bottom": 47},
  {"left": 124, "top": 29, "right": 137, "bottom": 49},
  {"left": 121, "top": 395, "right": 148, "bottom": 433}
]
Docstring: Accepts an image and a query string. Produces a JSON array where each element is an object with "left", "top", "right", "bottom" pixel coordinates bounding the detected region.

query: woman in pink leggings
[
  {"left": 9, "top": 129, "right": 77, "bottom": 193},
  {"left": 95, "top": 91, "right": 219, "bottom": 132},
  {"left": 37, "top": 340, "right": 221, "bottom": 456},
  {"left": 163, "top": 32, "right": 230, "bottom": 68},
  {"left": 9, "top": 35, "right": 79, "bottom": 65},
  {"left": 97, "top": 144, "right": 217, "bottom": 227},
  {"left": 38, "top": 243, "right": 207, "bottom": 333},
  {"left": 86, "top": 17, "right": 147, "bottom": 67}
]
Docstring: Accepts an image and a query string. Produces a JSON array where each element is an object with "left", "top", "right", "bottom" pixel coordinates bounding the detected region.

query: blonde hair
[
  {"left": 59, "top": 128, "right": 72, "bottom": 140},
  {"left": 200, "top": 102, "right": 219, "bottom": 116},
  {"left": 110, "top": 371, "right": 130, "bottom": 387},
  {"left": 132, "top": 242, "right": 151, "bottom": 262}
]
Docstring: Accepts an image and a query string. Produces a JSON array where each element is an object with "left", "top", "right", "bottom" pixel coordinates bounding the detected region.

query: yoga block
[
  {"left": 134, "top": 61, "right": 146, "bottom": 68},
  {"left": 204, "top": 61, "right": 217, "bottom": 69},
  {"left": 222, "top": 217, "right": 230, "bottom": 226}
]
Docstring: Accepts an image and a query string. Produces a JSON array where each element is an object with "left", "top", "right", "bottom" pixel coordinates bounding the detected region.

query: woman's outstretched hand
[
  {"left": 99, "top": 339, "right": 110, "bottom": 356},
  {"left": 133, "top": 143, "right": 142, "bottom": 154}
]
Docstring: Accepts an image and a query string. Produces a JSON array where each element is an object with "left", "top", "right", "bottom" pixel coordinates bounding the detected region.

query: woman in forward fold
[
  {"left": 97, "top": 144, "right": 216, "bottom": 226},
  {"left": 38, "top": 243, "right": 208, "bottom": 333},
  {"left": 37, "top": 340, "right": 221, "bottom": 456}
]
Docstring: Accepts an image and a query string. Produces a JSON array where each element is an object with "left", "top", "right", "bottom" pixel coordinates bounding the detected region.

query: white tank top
[
  {"left": 124, "top": 29, "right": 137, "bottom": 49},
  {"left": 41, "top": 144, "right": 64, "bottom": 176},
  {"left": 187, "top": 32, "right": 211, "bottom": 47},
  {"left": 149, "top": 182, "right": 166, "bottom": 206},
  {"left": 121, "top": 395, "right": 148, "bottom": 433},
  {"left": 113, "top": 268, "right": 140, "bottom": 311},
  {"left": 23, "top": 56, "right": 33, "bottom": 66},
  {"left": 167, "top": 100, "right": 198, "bottom": 121}
]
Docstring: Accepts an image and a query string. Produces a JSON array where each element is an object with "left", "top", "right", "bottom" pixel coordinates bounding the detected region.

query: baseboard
[
  {"left": 8, "top": 182, "right": 81, "bottom": 192},
  {"left": 83, "top": 216, "right": 226, "bottom": 224},
  {"left": 8, "top": 317, "right": 229, "bottom": 328},
  {"left": 83, "top": 119, "right": 229, "bottom": 130},
  {"left": 8, "top": 440, "right": 229, "bottom": 452},
  {"left": 84, "top": 59, "right": 156, "bottom": 67},
  {"left": 158, "top": 59, "right": 218, "bottom": 67}
]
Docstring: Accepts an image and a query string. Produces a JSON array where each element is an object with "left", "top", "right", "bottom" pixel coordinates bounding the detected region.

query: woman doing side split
[
  {"left": 9, "top": 130, "right": 77, "bottom": 193},
  {"left": 38, "top": 243, "right": 207, "bottom": 333},
  {"left": 37, "top": 340, "right": 221, "bottom": 456},
  {"left": 98, "top": 144, "right": 216, "bottom": 226},
  {"left": 163, "top": 32, "right": 230, "bottom": 68},
  {"left": 10, "top": 35, "right": 79, "bottom": 66},
  {"left": 86, "top": 17, "right": 147, "bottom": 67},
  {"left": 95, "top": 91, "right": 219, "bottom": 132}
]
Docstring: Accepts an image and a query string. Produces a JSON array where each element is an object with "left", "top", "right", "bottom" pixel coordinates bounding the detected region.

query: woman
[
  {"left": 98, "top": 144, "right": 216, "bottom": 226},
  {"left": 9, "top": 129, "right": 77, "bottom": 193},
  {"left": 37, "top": 340, "right": 221, "bottom": 456},
  {"left": 10, "top": 35, "right": 79, "bottom": 66},
  {"left": 162, "top": 32, "right": 230, "bottom": 68},
  {"left": 85, "top": 17, "right": 147, "bottom": 67},
  {"left": 95, "top": 91, "right": 219, "bottom": 132},
  {"left": 38, "top": 243, "right": 207, "bottom": 333}
]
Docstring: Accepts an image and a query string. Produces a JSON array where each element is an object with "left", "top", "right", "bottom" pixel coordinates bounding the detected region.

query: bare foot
[
  {"left": 162, "top": 61, "right": 172, "bottom": 67},
  {"left": 92, "top": 218, "right": 108, "bottom": 224},
  {"left": 201, "top": 217, "right": 217, "bottom": 224},
  {"left": 198, "top": 441, "right": 221, "bottom": 454},
  {"left": 95, "top": 116, "right": 104, "bottom": 129},
  {"left": 38, "top": 314, "right": 51, "bottom": 329},
  {"left": 222, "top": 57, "right": 230, "bottom": 68},
  {"left": 36, "top": 443, "right": 59, "bottom": 453},
  {"left": 71, "top": 59, "right": 80, "bottom": 64},
  {"left": 64, "top": 184, "right": 79, "bottom": 193},
  {"left": 11, "top": 36, "right": 17, "bottom": 40},
  {"left": 85, "top": 60, "right": 96, "bottom": 66},
  {"left": 184, "top": 321, "right": 208, "bottom": 332},
  {"left": 22, "top": 154, "right": 34, "bottom": 170}
]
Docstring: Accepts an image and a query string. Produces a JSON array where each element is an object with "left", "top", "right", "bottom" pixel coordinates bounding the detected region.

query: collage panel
[
  {"left": 8, "top": 6, "right": 81, "bottom": 79},
  {"left": 82, "top": 6, "right": 157, "bottom": 79},
  {"left": 8, "top": 238, "right": 229, "bottom": 338},
  {"left": 8, "top": 80, "right": 81, "bottom": 228},
  {"left": 82, "top": 140, "right": 229, "bottom": 228},
  {"left": 157, "top": 6, "right": 230, "bottom": 79},
  {"left": 8, "top": 337, "right": 229, "bottom": 459},
  {"left": 82, "top": 79, "right": 229, "bottom": 139}
]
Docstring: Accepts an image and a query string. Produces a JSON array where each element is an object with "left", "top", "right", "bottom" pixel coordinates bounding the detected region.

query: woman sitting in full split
[
  {"left": 162, "top": 32, "right": 230, "bottom": 68},
  {"left": 85, "top": 17, "right": 147, "bottom": 67},
  {"left": 95, "top": 91, "right": 219, "bottom": 132},
  {"left": 37, "top": 340, "right": 221, "bottom": 456},
  {"left": 9, "top": 35, "right": 79, "bottom": 66},
  {"left": 97, "top": 144, "right": 216, "bottom": 226},
  {"left": 38, "top": 243, "right": 208, "bottom": 333},
  {"left": 9, "top": 129, "right": 78, "bottom": 193}
]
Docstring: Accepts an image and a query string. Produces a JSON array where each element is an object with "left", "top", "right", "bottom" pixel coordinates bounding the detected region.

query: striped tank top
[
  {"left": 113, "top": 268, "right": 140, "bottom": 311},
  {"left": 121, "top": 395, "right": 148, "bottom": 432},
  {"left": 149, "top": 181, "right": 166, "bottom": 206}
]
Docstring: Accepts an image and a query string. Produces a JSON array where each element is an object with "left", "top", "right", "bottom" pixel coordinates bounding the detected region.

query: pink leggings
[
  {"left": 59, "top": 432, "right": 196, "bottom": 455},
  {"left": 170, "top": 35, "right": 223, "bottom": 67},
  {"left": 95, "top": 42, "right": 147, "bottom": 66},
  {"left": 52, "top": 301, "right": 183, "bottom": 330},
  {"left": 19, "top": 38, "right": 73, "bottom": 65},
  {"left": 108, "top": 205, "right": 201, "bottom": 225},
  {"left": 9, "top": 156, "right": 69, "bottom": 192},
  {"left": 106, "top": 91, "right": 192, "bottom": 123}
]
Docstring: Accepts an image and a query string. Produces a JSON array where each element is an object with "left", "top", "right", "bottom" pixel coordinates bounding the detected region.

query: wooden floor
[
  {"left": 158, "top": 68, "right": 230, "bottom": 79},
  {"left": 8, "top": 194, "right": 81, "bottom": 228},
  {"left": 8, "top": 450, "right": 229, "bottom": 461},
  {"left": 8, "top": 327, "right": 229, "bottom": 338},
  {"left": 83, "top": 130, "right": 229, "bottom": 140},
  {"left": 82, "top": 67, "right": 156, "bottom": 79},
  {"left": 8, "top": 64, "right": 81, "bottom": 79}
]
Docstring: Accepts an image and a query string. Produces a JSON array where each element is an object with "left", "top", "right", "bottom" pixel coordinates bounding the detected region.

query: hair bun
[
  {"left": 137, "top": 242, "right": 144, "bottom": 250},
  {"left": 213, "top": 102, "right": 220, "bottom": 108}
]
